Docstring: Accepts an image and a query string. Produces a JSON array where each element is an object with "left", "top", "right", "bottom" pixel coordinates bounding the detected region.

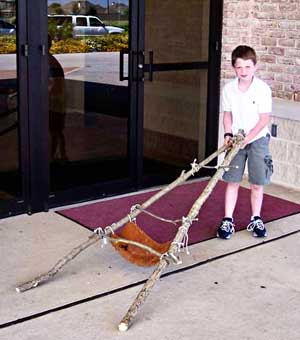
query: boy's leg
[
  {"left": 247, "top": 183, "right": 267, "bottom": 237},
  {"left": 222, "top": 148, "right": 247, "bottom": 218},
  {"left": 217, "top": 182, "right": 239, "bottom": 239},
  {"left": 250, "top": 183, "right": 263, "bottom": 217},
  {"left": 225, "top": 182, "right": 240, "bottom": 218},
  {"left": 247, "top": 136, "right": 272, "bottom": 237},
  {"left": 217, "top": 149, "right": 246, "bottom": 239}
]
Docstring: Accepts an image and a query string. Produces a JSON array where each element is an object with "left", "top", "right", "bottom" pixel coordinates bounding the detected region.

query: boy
[{"left": 217, "top": 45, "right": 273, "bottom": 240}]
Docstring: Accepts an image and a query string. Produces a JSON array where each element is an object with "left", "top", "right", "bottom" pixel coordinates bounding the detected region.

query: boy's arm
[
  {"left": 243, "top": 112, "right": 270, "bottom": 146},
  {"left": 223, "top": 111, "right": 233, "bottom": 146}
]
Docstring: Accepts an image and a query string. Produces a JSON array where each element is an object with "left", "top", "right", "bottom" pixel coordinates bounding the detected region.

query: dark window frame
[
  {"left": 76, "top": 17, "right": 87, "bottom": 27},
  {"left": 89, "top": 17, "right": 103, "bottom": 27}
]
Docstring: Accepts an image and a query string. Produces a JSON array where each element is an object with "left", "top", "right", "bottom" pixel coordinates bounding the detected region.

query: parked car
[
  {"left": 0, "top": 20, "right": 16, "bottom": 35},
  {"left": 48, "top": 15, "right": 124, "bottom": 37}
]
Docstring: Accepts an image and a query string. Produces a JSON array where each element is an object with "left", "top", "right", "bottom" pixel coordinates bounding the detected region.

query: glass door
[
  {"left": 47, "top": 0, "right": 134, "bottom": 205},
  {"left": 0, "top": 0, "right": 222, "bottom": 217},
  {"left": 0, "top": 0, "right": 27, "bottom": 216},
  {"left": 139, "top": 0, "right": 222, "bottom": 186}
]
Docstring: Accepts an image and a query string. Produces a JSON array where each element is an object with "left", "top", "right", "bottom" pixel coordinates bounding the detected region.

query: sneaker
[
  {"left": 247, "top": 216, "right": 267, "bottom": 237},
  {"left": 217, "top": 218, "right": 235, "bottom": 239}
]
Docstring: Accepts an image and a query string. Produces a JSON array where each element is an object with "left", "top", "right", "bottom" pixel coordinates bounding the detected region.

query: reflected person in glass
[{"left": 48, "top": 34, "right": 67, "bottom": 161}]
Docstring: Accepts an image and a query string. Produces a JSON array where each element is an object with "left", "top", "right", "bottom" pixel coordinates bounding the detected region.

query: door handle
[
  {"left": 148, "top": 50, "right": 154, "bottom": 82},
  {"left": 119, "top": 49, "right": 129, "bottom": 81},
  {"left": 21, "top": 44, "right": 29, "bottom": 57},
  {"left": 40, "top": 44, "right": 46, "bottom": 56}
]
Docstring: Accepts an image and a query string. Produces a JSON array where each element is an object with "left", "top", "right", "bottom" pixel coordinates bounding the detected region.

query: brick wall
[{"left": 221, "top": 0, "right": 300, "bottom": 100}]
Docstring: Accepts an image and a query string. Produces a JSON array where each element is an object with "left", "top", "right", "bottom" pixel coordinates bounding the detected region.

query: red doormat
[{"left": 57, "top": 181, "right": 300, "bottom": 245}]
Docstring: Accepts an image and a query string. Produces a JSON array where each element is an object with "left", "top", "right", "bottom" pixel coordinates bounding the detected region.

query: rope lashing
[
  {"left": 190, "top": 159, "right": 200, "bottom": 175},
  {"left": 129, "top": 204, "right": 181, "bottom": 226},
  {"left": 191, "top": 158, "right": 239, "bottom": 172},
  {"left": 202, "top": 164, "right": 239, "bottom": 172},
  {"left": 105, "top": 225, "right": 115, "bottom": 236},
  {"left": 160, "top": 251, "right": 182, "bottom": 265},
  {"left": 171, "top": 216, "right": 198, "bottom": 255},
  {"left": 94, "top": 225, "right": 115, "bottom": 248},
  {"left": 94, "top": 226, "right": 104, "bottom": 236},
  {"left": 93, "top": 227, "right": 108, "bottom": 247}
]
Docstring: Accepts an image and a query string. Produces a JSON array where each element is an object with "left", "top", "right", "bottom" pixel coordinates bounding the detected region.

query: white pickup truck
[{"left": 48, "top": 15, "right": 124, "bottom": 37}]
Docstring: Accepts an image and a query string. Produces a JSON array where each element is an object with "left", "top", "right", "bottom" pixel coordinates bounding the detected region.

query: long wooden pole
[
  {"left": 118, "top": 131, "right": 245, "bottom": 331},
  {"left": 16, "top": 144, "right": 227, "bottom": 293}
]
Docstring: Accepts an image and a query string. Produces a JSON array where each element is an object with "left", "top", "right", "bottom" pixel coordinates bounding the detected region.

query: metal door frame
[{"left": 135, "top": 0, "right": 224, "bottom": 188}]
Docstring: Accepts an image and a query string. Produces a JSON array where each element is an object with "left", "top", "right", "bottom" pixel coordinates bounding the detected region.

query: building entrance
[{"left": 0, "top": 0, "right": 222, "bottom": 218}]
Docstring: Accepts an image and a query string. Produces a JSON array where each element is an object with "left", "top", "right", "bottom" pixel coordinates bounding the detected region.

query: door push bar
[
  {"left": 119, "top": 49, "right": 129, "bottom": 81},
  {"left": 120, "top": 50, "right": 154, "bottom": 82},
  {"left": 119, "top": 50, "right": 144, "bottom": 82},
  {"left": 138, "top": 50, "right": 154, "bottom": 82}
]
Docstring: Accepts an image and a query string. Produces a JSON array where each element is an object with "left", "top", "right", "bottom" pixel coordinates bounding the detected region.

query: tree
[
  {"left": 87, "top": 6, "right": 97, "bottom": 16},
  {"left": 72, "top": 3, "right": 80, "bottom": 15},
  {"left": 49, "top": 3, "right": 65, "bottom": 15},
  {"left": 123, "top": 7, "right": 129, "bottom": 19}
]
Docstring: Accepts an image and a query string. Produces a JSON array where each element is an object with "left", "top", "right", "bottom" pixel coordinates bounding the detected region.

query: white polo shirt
[{"left": 222, "top": 76, "right": 272, "bottom": 143}]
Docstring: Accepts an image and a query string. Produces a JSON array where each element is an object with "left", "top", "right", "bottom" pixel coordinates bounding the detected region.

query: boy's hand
[
  {"left": 224, "top": 136, "right": 233, "bottom": 147},
  {"left": 223, "top": 132, "right": 233, "bottom": 147}
]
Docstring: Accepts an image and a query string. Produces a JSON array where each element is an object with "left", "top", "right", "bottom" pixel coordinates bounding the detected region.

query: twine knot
[
  {"left": 94, "top": 226, "right": 116, "bottom": 248},
  {"left": 190, "top": 159, "right": 200, "bottom": 176},
  {"left": 128, "top": 204, "right": 139, "bottom": 223}
]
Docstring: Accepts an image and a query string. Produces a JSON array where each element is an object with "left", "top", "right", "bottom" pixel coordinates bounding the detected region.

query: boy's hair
[{"left": 231, "top": 45, "right": 257, "bottom": 67}]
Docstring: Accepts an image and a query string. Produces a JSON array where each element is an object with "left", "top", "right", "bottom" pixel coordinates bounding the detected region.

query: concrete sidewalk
[{"left": 0, "top": 182, "right": 300, "bottom": 339}]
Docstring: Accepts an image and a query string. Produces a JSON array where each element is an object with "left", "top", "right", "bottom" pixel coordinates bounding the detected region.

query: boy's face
[{"left": 233, "top": 58, "right": 257, "bottom": 82}]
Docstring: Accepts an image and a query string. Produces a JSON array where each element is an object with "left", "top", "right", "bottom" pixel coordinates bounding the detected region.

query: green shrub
[
  {"left": 50, "top": 33, "right": 128, "bottom": 54},
  {"left": 48, "top": 19, "right": 73, "bottom": 41},
  {"left": 84, "top": 33, "right": 128, "bottom": 52},
  {"left": 0, "top": 33, "right": 129, "bottom": 55},
  {"left": 0, "top": 36, "right": 16, "bottom": 54},
  {"left": 50, "top": 39, "right": 89, "bottom": 54}
]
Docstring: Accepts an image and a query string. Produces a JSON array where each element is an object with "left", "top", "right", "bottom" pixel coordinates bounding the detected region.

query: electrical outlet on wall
[{"left": 271, "top": 124, "right": 277, "bottom": 137}]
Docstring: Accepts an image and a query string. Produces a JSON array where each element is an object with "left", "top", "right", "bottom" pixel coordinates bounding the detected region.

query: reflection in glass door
[
  {"left": 141, "top": 0, "right": 214, "bottom": 184},
  {"left": 47, "top": 1, "right": 131, "bottom": 195},
  {"left": 0, "top": 1, "right": 21, "bottom": 203}
]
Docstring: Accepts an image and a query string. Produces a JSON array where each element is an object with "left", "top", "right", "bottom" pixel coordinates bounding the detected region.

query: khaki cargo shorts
[{"left": 223, "top": 134, "right": 273, "bottom": 185}]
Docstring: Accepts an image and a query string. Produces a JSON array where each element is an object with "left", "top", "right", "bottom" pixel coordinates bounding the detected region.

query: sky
[{"left": 48, "top": 0, "right": 129, "bottom": 6}]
